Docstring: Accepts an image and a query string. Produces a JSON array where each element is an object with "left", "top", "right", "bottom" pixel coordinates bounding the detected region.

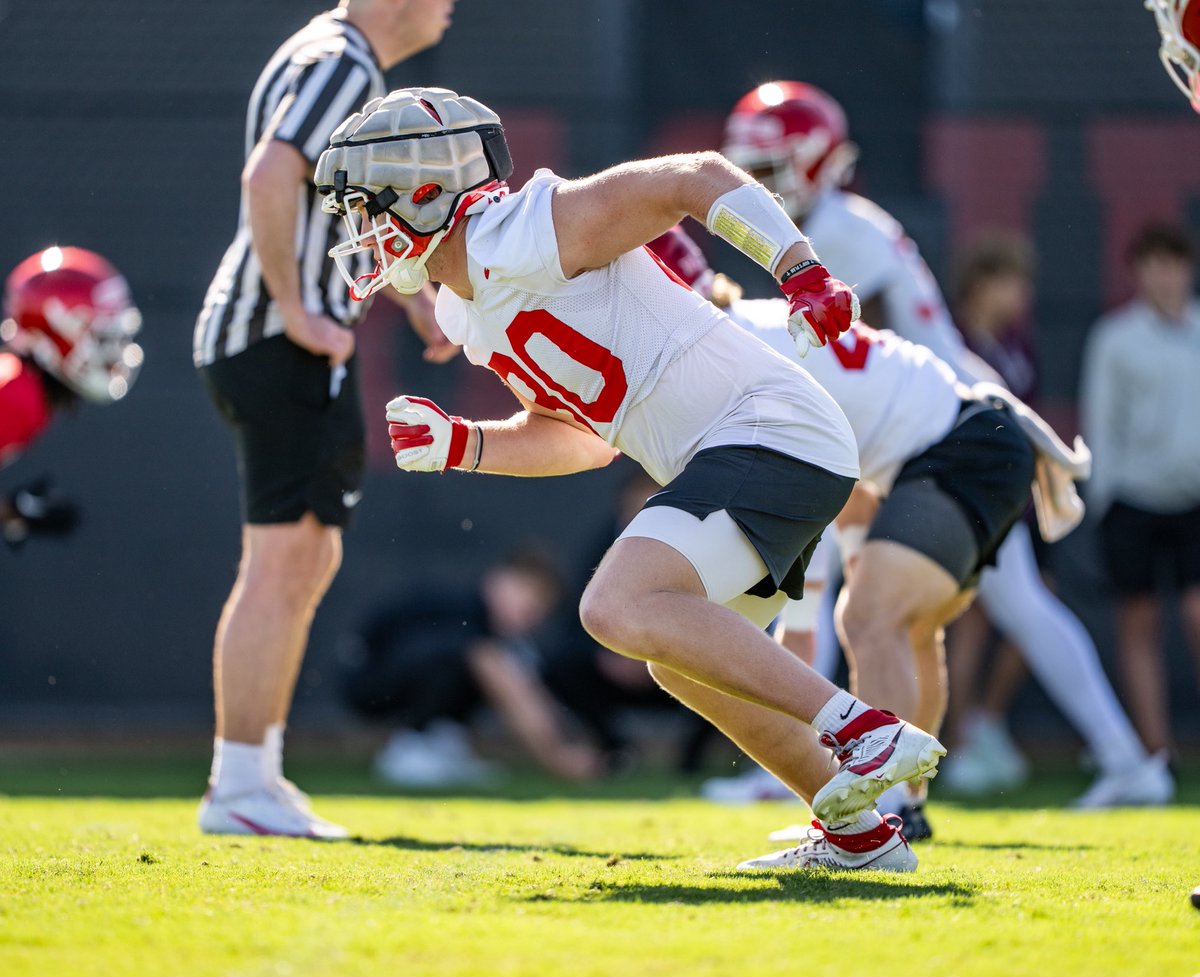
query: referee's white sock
[{"left": 210, "top": 738, "right": 269, "bottom": 798}]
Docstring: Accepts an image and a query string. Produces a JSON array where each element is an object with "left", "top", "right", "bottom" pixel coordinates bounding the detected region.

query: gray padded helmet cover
[{"left": 316, "top": 87, "right": 506, "bottom": 235}]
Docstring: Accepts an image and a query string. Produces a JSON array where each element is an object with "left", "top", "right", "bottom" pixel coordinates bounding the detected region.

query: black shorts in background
[
  {"left": 1099, "top": 500, "right": 1200, "bottom": 597},
  {"left": 199, "top": 334, "right": 365, "bottom": 528},
  {"left": 872, "top": 400, "right": 1036, "bottom": 586}
]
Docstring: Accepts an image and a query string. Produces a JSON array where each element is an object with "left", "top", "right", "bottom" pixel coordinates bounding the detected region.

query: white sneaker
[
  {"left": 738, "top": 815, "right": 917, "bottom": 872},
  {"left": 700, "top": 765, "right": 800, "bottom": 804},
  {"left": 811, "top": 712, "right": 946, "bottom": 823},
  {"left": 940, "top": 713, "right": 1030, "bottom": 796},
  {"left": 1070, "top": 752, "right": 1176, "bottom": 808},
  {"left": 198, "top": 786, "right": 350, "bottom": 838},
  {"left": 373, "top": 725, "right": 498, "bottom": 788}
]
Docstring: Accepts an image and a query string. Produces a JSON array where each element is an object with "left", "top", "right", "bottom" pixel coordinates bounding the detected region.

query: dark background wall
[{"left": 1, "top": 0, "right": 1196, "bottom": 741}]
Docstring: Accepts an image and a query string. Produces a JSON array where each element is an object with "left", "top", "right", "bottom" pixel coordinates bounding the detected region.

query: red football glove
[
  {"left": 385, "top": 395, "right": 471, "bottom": 472},
  {"left": 780, "top": 263, "right": 861, "bottom": 357}
]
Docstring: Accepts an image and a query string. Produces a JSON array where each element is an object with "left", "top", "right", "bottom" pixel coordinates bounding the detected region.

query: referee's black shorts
[{"left": 199, "top": 334, "right": 366, "bottom": 528}]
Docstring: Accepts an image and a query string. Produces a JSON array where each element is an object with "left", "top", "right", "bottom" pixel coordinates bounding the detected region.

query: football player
[
  {"left": 1, "top": 246, "right": 143, "bottom": 544},
  {"left": 721, "top": 83, "right": 1172, "bottom": 809},
  {"left": 1146, "top": 0, "right": 1200, "bottom": 111},
  {"left": 315, "top": 87, "right": 948, "bottom": 866},
  {"left": 647, "top": 226, "right": 1088, "bottom": 865}
]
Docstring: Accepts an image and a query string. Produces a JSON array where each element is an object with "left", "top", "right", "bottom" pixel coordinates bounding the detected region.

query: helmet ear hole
[{"left": 411, "top": 183, "right": 443, "bottom": 206}]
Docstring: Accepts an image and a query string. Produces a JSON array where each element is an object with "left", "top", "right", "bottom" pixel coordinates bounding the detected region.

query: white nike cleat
[
  {"left": 1070, "top": 751, "right": 1175, "bottom": 809},
  {"left": 738, "top": 815, "right": 917, "bottom": 872},
  {"left": 197, "top": 786, "right": 350, "bottom": 839},
  {"left": 810, "top": 711, "right": 946, "bottom": 823}
]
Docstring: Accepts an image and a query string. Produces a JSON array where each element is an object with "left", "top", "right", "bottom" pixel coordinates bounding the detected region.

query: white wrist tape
[
  {"left": 834, "top": 523, "right": 869, "bottom": 564},
  {"left": 706, "top": 184, "right": 807, "bottom": 274}
]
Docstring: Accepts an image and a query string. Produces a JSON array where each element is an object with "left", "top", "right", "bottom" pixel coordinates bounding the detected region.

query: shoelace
[{"left": 818, "top": 730, "right": 865, "bottom": 764}]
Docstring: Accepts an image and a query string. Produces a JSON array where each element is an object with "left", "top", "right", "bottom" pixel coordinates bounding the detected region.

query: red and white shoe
[
  {"left": 810, "top": 710, "right": 945, "bottom": 823},
  {"left": 737, "top": 815, "right": 916, "bottom": 872},
  {"left": 197, "top": 786, "right": 350, "bottom": 839}
]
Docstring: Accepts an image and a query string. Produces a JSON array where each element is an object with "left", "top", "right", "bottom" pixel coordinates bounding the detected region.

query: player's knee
[
  {"left": 838, "top": 589, "right": 898, "bottom": 656},
  {"left": 579, "top": 583, "right": 643, "bottom": 656}
]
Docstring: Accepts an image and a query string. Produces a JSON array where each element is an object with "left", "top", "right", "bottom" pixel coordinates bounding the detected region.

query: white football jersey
[
  {"left": 804, "top": 190, "right": 971, "bottom": 376},
  {"left": 435, "top": 170, "right": 859, "bottom": 486},
  {"left": 727, "top": 298, "right": 961, "bottom": 493}
]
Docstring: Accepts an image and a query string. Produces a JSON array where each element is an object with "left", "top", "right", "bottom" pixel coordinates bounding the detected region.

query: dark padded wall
[{"left": 0, "top": 0, "right": 1195, "bottom": 736}]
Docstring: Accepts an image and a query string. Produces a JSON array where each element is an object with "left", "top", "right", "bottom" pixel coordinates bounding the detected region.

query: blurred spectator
[
  {"left": 1081, "top": 221, "right": 1200, "bottom": 759},
  {"left": 1, "top": 246, "right": 143, "bottom": 547},
  {"left": 340, "top": 543, "right": 607, "bottom": 786}
]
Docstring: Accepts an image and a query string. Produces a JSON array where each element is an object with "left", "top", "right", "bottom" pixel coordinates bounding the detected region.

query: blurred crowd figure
[
  {"left": 1081, "top": 222, "right": 1200, "bottom": 763},
  {"left": 340, "top": 464, "right": 701, "bottom": 787},
  {"left": 340, "top": 543, "right": 607, "bottom": 786}
]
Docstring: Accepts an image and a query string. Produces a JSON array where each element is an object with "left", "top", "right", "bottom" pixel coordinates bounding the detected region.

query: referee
[{"left": 194, "top": 0, "right": 457, "bottom": 838}]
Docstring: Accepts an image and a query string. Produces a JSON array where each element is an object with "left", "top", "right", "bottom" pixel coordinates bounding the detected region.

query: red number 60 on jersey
[{"left": 487, "top": 310, "right": 628, "bottom": 433}]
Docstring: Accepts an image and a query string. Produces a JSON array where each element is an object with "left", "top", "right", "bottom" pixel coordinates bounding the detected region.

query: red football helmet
[
  {"left": 1, "top": 247, "right": 143, "bottom": 403},
  {"left": 646, "top": 225, "right": 713, "bottom": 298},
  {"left": 721, "top": 81, "right": 858, "bottom": 219},
  {"left": 1146, "top": 0, "right": 1200, "bottom": 111}
]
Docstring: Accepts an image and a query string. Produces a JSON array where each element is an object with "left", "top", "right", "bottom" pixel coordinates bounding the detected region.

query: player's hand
[
  {"left": 284, "top": 310, "right": 355, "bottom": 367},
  {"left": 385, "top": 395, "right": 471, "bottom": 472},
  {"left": 780, "top": 263, "right": 860, "bottom": 357}
]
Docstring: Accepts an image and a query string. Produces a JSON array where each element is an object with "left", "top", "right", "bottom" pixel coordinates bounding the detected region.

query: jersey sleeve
[
  {"left": 466, "top": 170, "right": 571, "bottom": 290},
  {"left": 266, "top": 55, "right": 374, "bottom": 164}
]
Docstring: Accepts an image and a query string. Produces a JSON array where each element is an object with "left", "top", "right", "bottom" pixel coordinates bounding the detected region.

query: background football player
[
  {"left": 1146, "top": 0, "right": 1200, "bottom": 111},
  {"left": 720, "top": 82, "right": 1172, "bottom": 809},
  {"left": 0, "top": 246, "right": 143, "bottom": 546}
]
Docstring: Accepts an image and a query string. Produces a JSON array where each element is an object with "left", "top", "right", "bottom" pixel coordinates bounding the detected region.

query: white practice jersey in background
[
  {"left": 727, "top": 298, "right": 961, "bottom": 493},
  {"left": 804, "top": 190, "right": 971, "bottom": 376},
  {"left": 435, "top": 170, "right": 859, "bottom": 486}
]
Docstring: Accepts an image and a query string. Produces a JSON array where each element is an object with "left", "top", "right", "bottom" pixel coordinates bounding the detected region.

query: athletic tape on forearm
[
  {"left": 834, "top": 523, "right": 868, "bottom": 564},
  {"left": 705, "top": 184, "right": 807, "bottom": 274}
]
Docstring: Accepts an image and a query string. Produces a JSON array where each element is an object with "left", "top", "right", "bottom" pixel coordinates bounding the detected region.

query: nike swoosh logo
[
  {"left": 839, "top": 705, "right": 853, "bottom": 720},
  {"left": 845, "top": 728, "right": 903, "bottom": 776}
]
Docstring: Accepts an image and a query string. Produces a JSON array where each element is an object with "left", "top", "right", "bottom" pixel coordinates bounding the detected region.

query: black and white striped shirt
[{"left": 193, "top": 9, "right": 384, "bottom": 367}]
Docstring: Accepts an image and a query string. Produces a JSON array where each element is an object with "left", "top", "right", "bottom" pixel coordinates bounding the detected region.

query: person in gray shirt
[{"left": 1081, "top": 221, "right": 1200, "bottom": 762}]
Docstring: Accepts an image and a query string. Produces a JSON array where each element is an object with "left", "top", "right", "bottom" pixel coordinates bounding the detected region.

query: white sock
[
  {"left": 211, "top": 738, "right": 268, "bottom": 797},
  {"left": 821, "top": 809, "right": 883, "bottom": 836},
  {"left": 264, "top": 723, "right": 285, "bottom": 783},
  {"left": 811, "top": 690, "right": 871, "bottom": 738}
]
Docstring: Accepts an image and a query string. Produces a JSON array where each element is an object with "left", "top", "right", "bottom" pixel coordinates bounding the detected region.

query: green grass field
[{"left": 2, "top": 754, "right": 1199, "bottom": 977}]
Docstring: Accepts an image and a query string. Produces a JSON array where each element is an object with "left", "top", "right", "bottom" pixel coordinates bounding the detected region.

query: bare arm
[
  {"left": 243, "top": 138, "right": 354, "bottom": 365},
  {"left": 467, "top": 642, "right": 605, "bottom": 780},
  {"left": 462, "top": 386, "right": 620, "bottom": 477},
  {"left": 552, "top": 151, "right": 818, "bottom": 280}
]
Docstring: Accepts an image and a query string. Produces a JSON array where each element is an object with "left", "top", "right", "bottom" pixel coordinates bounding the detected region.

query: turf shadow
[
  {"left": 929, "top": 840, "right": 1098, "bottom": 852},
  {"left": 528, "top": 874, "right": 976, "bottom": 906},
  {"left": 349, "top": 834, "right": 680, "bottom": 861}
]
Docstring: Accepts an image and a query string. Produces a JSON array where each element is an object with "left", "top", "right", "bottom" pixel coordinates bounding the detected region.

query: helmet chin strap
[{"left": 383, "top": 228, "right": 447, "bottom": 294}]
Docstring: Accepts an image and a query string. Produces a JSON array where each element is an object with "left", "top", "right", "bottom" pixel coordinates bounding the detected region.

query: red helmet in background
[
  {"left": 1, "top": 246, "right": 143, "bottom": 403},
  {"left": 647, "top": 225, "right": 713, "bottom": 298},
  {"left": 1146, "top": 0, "right": 1200, "bottom": 112},
  {"left": 721, "top": 81, "right": 858, "bottom": 219}
]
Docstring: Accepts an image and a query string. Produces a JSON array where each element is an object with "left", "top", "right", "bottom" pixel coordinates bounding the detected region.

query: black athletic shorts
[
  {"left": 870, "top": 399, "right": 1036, "bottom": 587},
  {"left": 1099, "top": 499, "right": 1200, "bottom": 596},
  {"left": 643, "top": 445, "right": 855, "bottom": 600},
  {"left": 199, "top": 334, "right": 366, "bottom": 528}
]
